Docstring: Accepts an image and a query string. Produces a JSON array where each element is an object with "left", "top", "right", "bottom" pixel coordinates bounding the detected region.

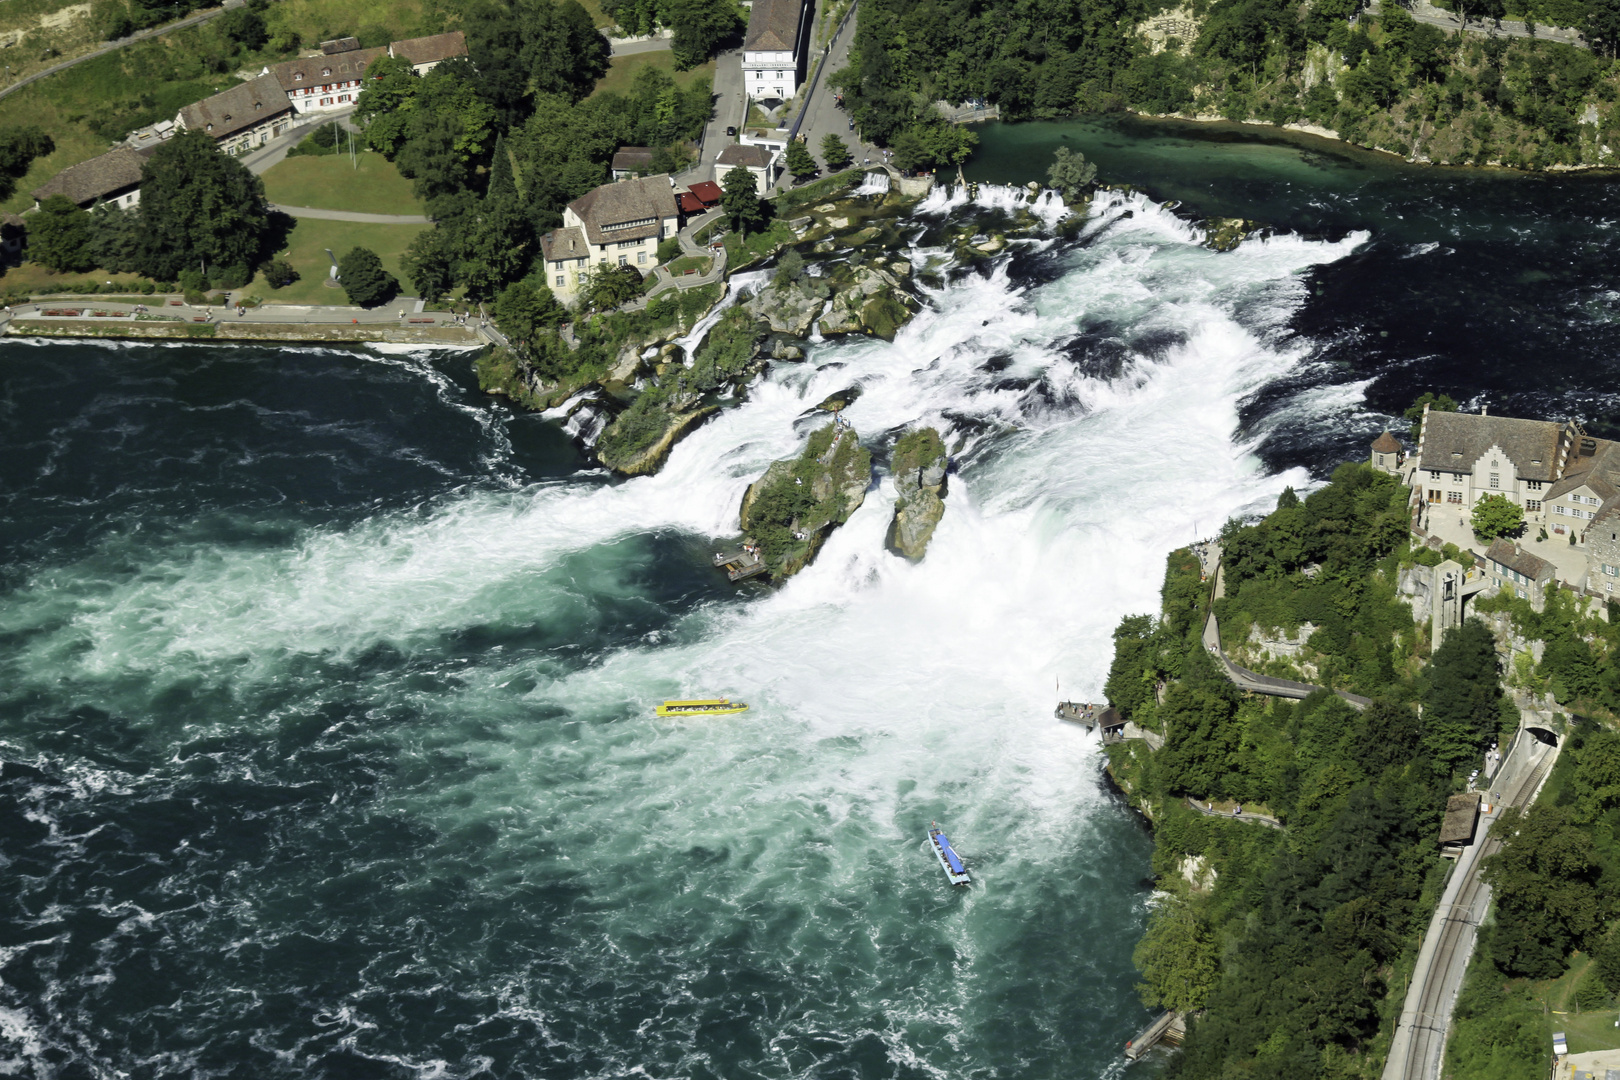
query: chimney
[{"left": 1482, "top": 405, "right": 1489, "bottom": 416}]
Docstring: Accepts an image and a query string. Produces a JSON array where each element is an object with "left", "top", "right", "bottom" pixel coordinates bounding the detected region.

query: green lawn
[
  {"left": 251, "top": 217, "right": 426, "bottom": 305},
  {"left": 260, "top": 152, "right": 425, "bottom": 216},
  {"left": 590, "top": 51, "right": 714, "bottom": 99}
]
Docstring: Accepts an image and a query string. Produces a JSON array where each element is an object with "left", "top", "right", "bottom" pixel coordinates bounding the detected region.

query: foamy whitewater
[{"left": 0, "top": 187, "right": 1378, "bottom": 1078}]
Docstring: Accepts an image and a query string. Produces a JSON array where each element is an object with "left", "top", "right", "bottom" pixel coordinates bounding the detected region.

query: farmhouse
[
  {"left": 31, "top": 146, "right": 152, "bottom": 210},
  {"left": 175, "top": 73, "right": 295, "bottom": 156}
]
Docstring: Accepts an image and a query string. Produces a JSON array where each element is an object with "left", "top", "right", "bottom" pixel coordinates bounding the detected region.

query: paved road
[
  {"left": 1382, "top": 733, "right": 1558, "bottom": 1080},
  {"left": 1365, "top": 0, "right": 1585, "bottom": 45},
  {"left": 608, "top": 33, "right": 673, "bottom": 55},
  {"left": 0, "top": 0, "right": 246, "bottom": 104},
  {"left": 4, "top": 296, "right": 483, "bottom": 327},
  {"left": 267, "top": 202, "right": 430, "bottom": 224},
  {"left": 787, "top": 1, "right": 887, "bottom": 178},
  {"left": 678, "top": 47, "right": 746, "bottom": 188},
  {"left": 240, "top": 107, "right": 359, "bottom": 176}
]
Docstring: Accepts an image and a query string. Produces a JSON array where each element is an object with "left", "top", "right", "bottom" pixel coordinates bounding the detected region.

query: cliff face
[
  {"left": 887, "top": 428, "right": 948, "bottom": 561},
  {"left": 739, "top": 422, "right": 871, "bottom": 580}
]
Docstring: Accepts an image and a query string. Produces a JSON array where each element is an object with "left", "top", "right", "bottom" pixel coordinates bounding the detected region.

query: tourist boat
[
  {"left": 655, "top": 698, "right": 749, "bottom": 717},
  {"left": 928, "top": 823, "right": 971, "bottom": 886}
]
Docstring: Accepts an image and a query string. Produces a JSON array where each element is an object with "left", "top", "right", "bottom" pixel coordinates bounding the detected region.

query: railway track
[{"left": 1389, "top": 743, "right": 1556, "bottom": 1080}]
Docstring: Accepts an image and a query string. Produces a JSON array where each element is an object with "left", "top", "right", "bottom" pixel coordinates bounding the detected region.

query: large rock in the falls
[
  {"left": 738, "top": 421, "right": 871, "bottom": 581},
  {"left": 887, "top": 427, "right": 948, "bottom": 561}
]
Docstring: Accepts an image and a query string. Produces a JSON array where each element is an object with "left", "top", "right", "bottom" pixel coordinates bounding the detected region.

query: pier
[
  {"left": 714, "top": 548, "right": 767, "bottom": 581},
  {"left": 1125, "top": 1011, "right": 1186, "bottom": 1060}
]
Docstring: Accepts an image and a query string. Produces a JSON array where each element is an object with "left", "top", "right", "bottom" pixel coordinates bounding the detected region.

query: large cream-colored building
[
  {"left": 175, "top": 73, "right": 295, "bottom": 156},
  {"left": 541, "top": 176, "right": 679, "bottom": 304}
]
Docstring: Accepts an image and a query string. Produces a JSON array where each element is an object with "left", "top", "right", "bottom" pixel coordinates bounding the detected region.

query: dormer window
[
  {"left": 206, "top": 123, "right": 213, "bottom": 131},
  {"left": 294, "top": 72, "right": 304, "bottom": 81},
  {"left": 322, "top": 67, "right": 332, "bottom": 76}
]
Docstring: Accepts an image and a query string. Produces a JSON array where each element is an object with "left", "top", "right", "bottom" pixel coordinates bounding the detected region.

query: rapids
[{"left": 1, "top": 179, "right": 1396, "bottom": 1078}]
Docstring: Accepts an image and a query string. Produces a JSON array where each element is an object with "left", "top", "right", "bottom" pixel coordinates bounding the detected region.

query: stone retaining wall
[{"left": 6, "top": 320, "right": 482, "bottom": 345}]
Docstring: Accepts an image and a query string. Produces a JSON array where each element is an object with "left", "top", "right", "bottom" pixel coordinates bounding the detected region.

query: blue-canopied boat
[{"left": 928, "top": 823, "right": 971, "bottom": 886}]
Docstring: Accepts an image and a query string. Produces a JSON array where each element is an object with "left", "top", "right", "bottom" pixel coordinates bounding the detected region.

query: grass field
[
  {"left": 0, "top": 264, "right": 151, "bottom": 296},
  {"left": 260, "top": 153, "right": 425, "bottom": 216},
  {"left": 250, "top": 217, "right": 426, "bottom": 305},
  {"left": 262, "top": 0, "right": 443, "bottom": 50},
  {"left": 590, "top": 51, "right": 714, "bottom": 99}
]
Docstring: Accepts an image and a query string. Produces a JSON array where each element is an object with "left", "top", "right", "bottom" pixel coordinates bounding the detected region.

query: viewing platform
[
  {"left": 1125, "top": 1010, "right": 1186, "bottom": 1060},
  {"left": 714, "top": 548, "right": 767, "bottom": 581}
]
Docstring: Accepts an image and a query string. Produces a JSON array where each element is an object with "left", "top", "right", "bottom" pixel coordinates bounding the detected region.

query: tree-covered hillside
[{"left": 837, "top": 0, "right": 1620, "bottom": 168}]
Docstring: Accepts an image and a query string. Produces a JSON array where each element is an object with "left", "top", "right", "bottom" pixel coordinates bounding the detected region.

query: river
[{"left": 1, "top": 117, "right": 1614, "bottom": 1078}]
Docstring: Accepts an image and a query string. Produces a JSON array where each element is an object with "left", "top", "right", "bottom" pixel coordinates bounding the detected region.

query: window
[
  {"left": 320, "top": 97, "right": 333, "bottom": 106},
  {"left": 1605, "top": 564, "right": 1619, "bottom": 577},
  {"left": 618, "top": 254, "right": 627, "bottom": 266},
  {"left": 1429, "top": 470, "right": 1441, "bottom": 480},
  {"left": 1428, "top": 489, "right": 1443, "bottom": 503},
  {"left": 556, "top": 275, "right": 565, "bottom": 287},
  {"left": 1527, "top": 480, "right": 1542, "bottom": 490},
  {"left": 1447, "top": 491, "right": 1463, "bottom": 504},
  {"left": 1489, "top": 473, "right": 1500, "bottom": 488},
  {"left": 1516, "top": 587, "right": 1526, "bottom": 599},
  {"left": 638, "top": 251, "right": 647, "bottom": 264},
  {"left": 1556, "top": 505, "right": 1567, "bottom": 515},
  {"left": 322, "top": 67, "right": 332, "bottom": 76},
  {"left": 338, "top": 94, "right": 350, "bottom": 102},
  {"left": 294, "top": 72, "right": 304, "bottom": 81},
  {"left": 1527, "top": 499, "right": 1542, "bottom": 512}
]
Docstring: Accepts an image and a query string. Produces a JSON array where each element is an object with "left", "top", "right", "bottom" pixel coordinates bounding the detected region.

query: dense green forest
[
  {"left": 838, "top": 0, "right": 1620, "bottom": 167},
  {"left": 1104, "top": 462, "right": 1552, "bottom": 1078}
]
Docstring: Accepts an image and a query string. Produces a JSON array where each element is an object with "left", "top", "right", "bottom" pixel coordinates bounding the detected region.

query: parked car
[{"left": 725, "top": 126, "right": 737, "bottom": 137}]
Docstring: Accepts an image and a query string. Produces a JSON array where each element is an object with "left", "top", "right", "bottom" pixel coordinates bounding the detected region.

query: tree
[
  {"left": 1472, "top": 493, "right": 1524, "bottom": 540},
  {"left": 1422, "top": 617, "right": 1502, "bottom": 771},
  {"left": 494, "top": 280, "right": 566, "bottom": 343},
  {"left": 27, "top": 195, "right": 95, "bottom": 272},
  {"left": 665, "top": 0, "right": 743, "bottom": 69},
  {"left": 338, "top": 246, "right": 399, "bottom": 307},
  {"left": 0, "top": 126, "right": 52, "bottom": 200},
  {"left": 1588, "top": 0, "right": 1620, "bottom": 57},
  {"left": 263, "top": 258, "right": 298, "bottom": 288},
  {"left": 135, "top": 129, "right": 271, "bottom": 281},
  {"left": 402, "top": 226, "right": 458, "bottom": 303},
  {"left": 1404, "top": 391, "right": 1457, "bottom": 440},
  {"left": 785, "top": 139, "right": 818, "bottom": 181},
  {"left": 219, "top": 6, "right": 267, "bottom": 50},
  {"left": 721, "top": 164, "right": 765, "bottom": 235},
  {"left": 583, "top": 263, "right": 644, "bottom": 309},
  {"left": 1134, "top": 897, "right": 1219, "bottom": 1013},
  {"left": 1047, "top": 146, "right": 1098, "bottom": 200},
  {"left": 820, "top": 133, "right": 852, "bottom": 171},
  {"left": 521, "top": 0, "right": 610, "bottom": 101},
  {"left": 1482, "top": 805, "right": 1601, "bottom": 977}
]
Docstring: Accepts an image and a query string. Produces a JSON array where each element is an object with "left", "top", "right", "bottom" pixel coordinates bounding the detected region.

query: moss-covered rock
[
  {"left": 887, "top": 427, "right": 948, "bottom": 560},
  {"left": 738, "top": 422, "right": 872, "bottom": 580}
]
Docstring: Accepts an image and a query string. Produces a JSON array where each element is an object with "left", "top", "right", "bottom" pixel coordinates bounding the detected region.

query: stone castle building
[{"left": 1370, "top": 403, "right": 1620, "bottom": 599}]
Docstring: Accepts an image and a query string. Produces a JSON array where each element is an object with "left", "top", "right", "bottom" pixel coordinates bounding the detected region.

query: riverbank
[{"left": 7, "top": 317, "right": 482, "bottom": 345}]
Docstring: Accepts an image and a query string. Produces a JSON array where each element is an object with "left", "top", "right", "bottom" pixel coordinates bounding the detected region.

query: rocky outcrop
[
  {"left": 818, "top": 261, "right": 917, "bottom": 340},
  {"left": 887, "top": 427, "right": 947, "bottom": 561},
  {"left": 597, "top": 406, "right": 718, "bottom": 476},
  {"left": 738, "top": 421, "right": 871, "bottom": 580}
]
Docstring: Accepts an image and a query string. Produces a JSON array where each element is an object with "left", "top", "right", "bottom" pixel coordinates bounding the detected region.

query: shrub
[{"left": 262, "top": 258, "right": 298, "bottom": 288}]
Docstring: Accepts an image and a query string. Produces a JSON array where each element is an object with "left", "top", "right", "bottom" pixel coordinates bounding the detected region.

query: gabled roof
[
  {"left": 179, "top": 73, "right": 292, "bottom": 139},
  {"left": 1485, "top": 538, "right": 1554, "bottom": 581},
  {"left": 611, "top": 147, "right": 657, "bottom": 173},
  {"left": 717, "top": 143, "right": 773, "bottom": 169},
  {"left": 687, "top": 180, "right": 723, "bottom": 204},
  {"left": 32, "top": 146, "right": 151, "bottom": 206},
  {"left": 566, "top": 176, "right": 676, "bottom": 245},
  {"left": 270, "top": 47, "right": 385, "bottom": 91},
  {"left": 744, "top": 0, "right": 804, "bottom": 52},
  {"left": 1547, "top": 441, "right": 1620, "bottom": 502},
  {"left": 540, "top": 227, "right": 588, "bottom": 263},
  {"left": 320, "top": 36, "right": 361, "bottom": 54},
  {"left": 1372, "top": 430, "right": 1401, "bottom": 454},
  {"left": 1440, "top": 792, "right": 1479, "bottom": 844},
  {"left": 1417, "top": 410, "right": 1563, "bottom": 481},
  {"left": 389, "top": 31, "right": 468, "bottom": 66}
]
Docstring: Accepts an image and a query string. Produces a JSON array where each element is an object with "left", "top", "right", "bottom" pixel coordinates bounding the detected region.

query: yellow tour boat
[{"left": 656, "top": 698, "right": 749, "bottom": 717}]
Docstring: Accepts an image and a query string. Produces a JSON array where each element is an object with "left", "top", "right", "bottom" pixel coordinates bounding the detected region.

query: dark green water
[{"left": 3, "top": 116, "right": 1616, "bottom": 1079}]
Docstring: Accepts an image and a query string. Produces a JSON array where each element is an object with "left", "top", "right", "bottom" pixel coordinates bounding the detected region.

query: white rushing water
[{"left": 0, "top": 189, "right": 1372, "bottom": 1078}]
